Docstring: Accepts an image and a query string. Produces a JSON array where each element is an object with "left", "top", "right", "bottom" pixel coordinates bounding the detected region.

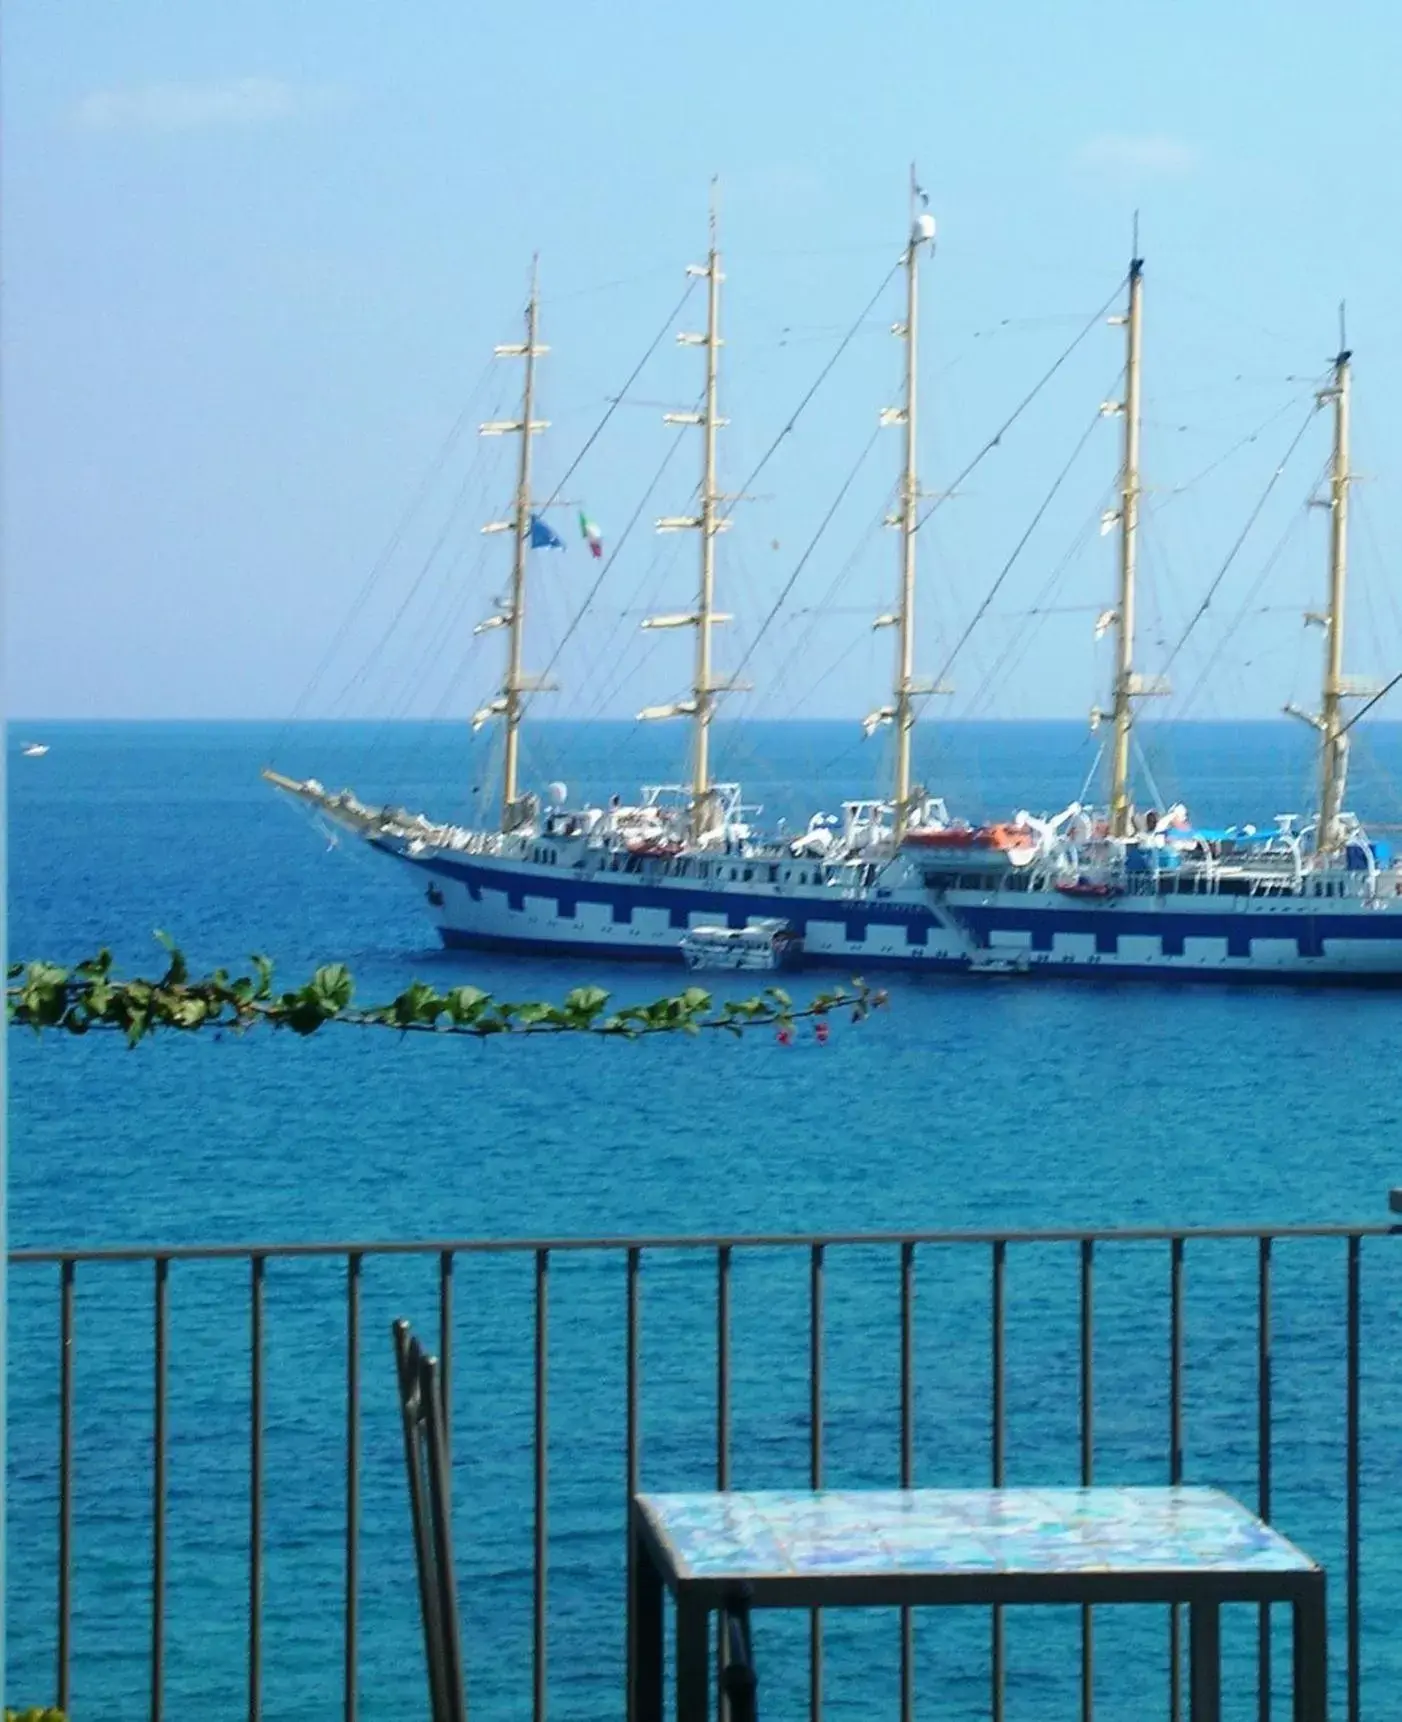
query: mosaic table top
[{"left": 636, "top": 1488, "right": 1316, "bottom": 1582}]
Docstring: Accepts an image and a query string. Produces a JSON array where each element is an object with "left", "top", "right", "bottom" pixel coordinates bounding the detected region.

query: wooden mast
[
  {"left": 1107, "top": 251, "right": 1144, "bottom": 837},
  {"left": 478, "top": 258, "right": 552, "bottom": 830},
  {"left": 692, "top": 191, "right": 723, "bottom": 825},
  {"left": 891, "top": 170, "right": 924, "bottom": 840},
  {"left": 870, "top": 170, "right": 943, "bottom": 842},
  {"left": 1316, "top": 335, "right": 1353, "bottom": 851},
  {"left": 641, "top": 183, "right": 737, "bottom": 840}
]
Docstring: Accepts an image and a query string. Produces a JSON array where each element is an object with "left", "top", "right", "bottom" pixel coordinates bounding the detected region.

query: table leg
[
  {"left": 675, "top": 1596, "right": 710, "bottom": 1722},
  {"left": 631, "top": 1523, "right": 664, "bottom": 1722},
  {"left": 1293, "top": 1577, "right": 1328, "bottom": 1722},
  {"left": 1189, "top": 1602, "right": 1221, "bottom": 1722}
]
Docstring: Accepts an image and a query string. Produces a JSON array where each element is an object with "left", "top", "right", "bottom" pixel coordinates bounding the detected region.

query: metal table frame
[{"left": 629, "top": 1490, "right": 1328, "bottom": 1722}]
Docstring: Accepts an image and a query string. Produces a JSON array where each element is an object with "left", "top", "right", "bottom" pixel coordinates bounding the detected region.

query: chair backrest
[{"left": 393, "top": 1319, "right": 468, "bottom": 1722}]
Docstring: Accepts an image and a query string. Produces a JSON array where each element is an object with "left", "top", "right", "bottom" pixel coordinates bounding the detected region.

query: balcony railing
[{"left": 8, "top": 1220, "right": 1401, "bottom": 1720}]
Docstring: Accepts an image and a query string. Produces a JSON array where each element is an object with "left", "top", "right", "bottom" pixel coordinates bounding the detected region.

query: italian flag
[{"left": 579, "top": 510, "right": 603, "bottom": 559}]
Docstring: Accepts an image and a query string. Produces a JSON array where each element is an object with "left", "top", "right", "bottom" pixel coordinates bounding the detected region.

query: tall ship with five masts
[{"left": 267, "top": 184, "right": 1402, "bottom": 980}]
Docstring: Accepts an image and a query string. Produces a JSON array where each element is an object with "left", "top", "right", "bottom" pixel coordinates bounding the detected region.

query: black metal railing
[{"left": 8, "top": 1220, "right": 1399, "bottom": 1721}]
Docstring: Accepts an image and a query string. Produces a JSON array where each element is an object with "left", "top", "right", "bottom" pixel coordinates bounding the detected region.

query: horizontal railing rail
[
  {"left": 8, "top": 1220, "right": 1399, "bottom": 1722},
  {"left": 11, "top": 1219, "right": 1401, "bottom": 1263}
]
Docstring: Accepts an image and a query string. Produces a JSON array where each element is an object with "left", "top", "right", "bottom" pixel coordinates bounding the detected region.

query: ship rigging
[{"left": 266, "top": 185, "right": 1402, "bottom": 982}]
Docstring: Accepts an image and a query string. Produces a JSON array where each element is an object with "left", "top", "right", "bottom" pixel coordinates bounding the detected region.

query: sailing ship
[{"left": 266, "top": 185, "right": 1402, "bottom": 981}]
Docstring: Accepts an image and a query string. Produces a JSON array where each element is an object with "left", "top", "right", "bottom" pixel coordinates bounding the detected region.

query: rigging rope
[
  {"left": 369, "top": 280, "right": 700, "bottom": 773},
  {"left": 538, "top": 413, "right": 697, "bottom": 689},
  {"left": 960, "top": 496, "right": 1111, "bottom": 720},
  {"left": 572, "top": 259, "right": 900, "bottom": 731},
  {"left": 1149, "top": 387, "right": 1320, "bottom": 513},
  {"left": 921, "top": 401, "right": 1107, "bottom": 711},
  {"left": 1157, "top": 401, "right": 1321, "bottom": 681},
  {"left": 915, "top": 280, "right": 1124, "bottom": 533},
  {"left": 1340, "top": 669, "right": 1402, "bottom": 738},
  {"left": 764, "top": 487, "right": 897, "bottom": 712},
  {"left": 535, "top": 279, "right": 698, "bottom": 516},
  {"left": 326, "top": 438, "right": 504, "bottom": 718},
  {"left": 720, "top": 259, "right": 902, "bottom": 522},
  {"left": 1174, "top": 480, "right": 1320, "bottom": 720},
  {"left": 270, "top": 359, "right": 495, "bottom": 756},
  {"left": 583, "top": 531, "right": 693, "bottom": 721},
  {"left": 727, "top": 426, "right": 883, "bottom": 692}
]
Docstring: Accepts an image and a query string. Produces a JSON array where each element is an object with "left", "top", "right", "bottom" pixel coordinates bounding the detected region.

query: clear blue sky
[{"left": 7, "top": 0, "right": 1402, "bottom": 723}]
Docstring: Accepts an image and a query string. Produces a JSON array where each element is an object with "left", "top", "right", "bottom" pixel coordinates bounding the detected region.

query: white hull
[{"left": 390, "top": 840, "right": 1402, "bottom": 980}]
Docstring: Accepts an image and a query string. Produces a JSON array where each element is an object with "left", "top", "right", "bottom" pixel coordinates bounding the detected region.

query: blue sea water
[{"left": 7, "top": 719, "right": 1402, "bottom": 1720}]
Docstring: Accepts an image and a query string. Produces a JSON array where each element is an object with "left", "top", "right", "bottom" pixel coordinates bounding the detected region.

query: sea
[{"left": 7, "top": 719, "right": 1402, "bottom": 1720}]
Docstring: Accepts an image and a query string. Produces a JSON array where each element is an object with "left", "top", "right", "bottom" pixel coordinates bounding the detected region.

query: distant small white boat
[{"left": 20, "top": 742, "right": 49, "bottom": 758}]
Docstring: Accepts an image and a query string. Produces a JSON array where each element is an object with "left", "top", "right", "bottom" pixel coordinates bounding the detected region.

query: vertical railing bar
[
  {"left": 717, "top": 1245, "right": 733, "bottom": 1719},
  {"left": 1080, "top": 1238, "right": 1094, "bottom": 1722},
  {"left": 535, "top": 1248, "right": 549, "bottom": 1722},
  {"left": 57, "top": 1258, "right": 75, "bottom": 1714},
  {"left": 991, "top": 1239, "right": 1006, "bottom": 1722},
  {"left": 1169, "top": 1236, "right": 1185, "bottom": 1722},
  {"left": 1347, "top": 1233, "right": 1361, "bottom": 1722},
  {"left": 1257, "top": 1236, "right": 1272, "bottom": 1722},
  {"left": 900, "top": 1243, "right": 915, "bottom": 1483},
  {"left": 717, "top": 1244, "right": 732, "bottom": 1488},
  {"left": 625, "top": 1248, "right": 642, "bottom": 1722},
  {"left": 439, "top": 1250, "right": 455, "bottom": 1459},
  {"left": 900, "top": 1240, "right": 915, "bottom": 1722},
  {"left": 152, "top": 1255, "right": 169, "bottom": 1722},
  {"left": 344, "top": 1251, "right": 362, "bottom": 1722},
  {"left": 249, "top": 1255, "right": 266, "bottom": 1722},
  {"left": 810, "top": 1243, "right": 825, "bottom": 1722}
]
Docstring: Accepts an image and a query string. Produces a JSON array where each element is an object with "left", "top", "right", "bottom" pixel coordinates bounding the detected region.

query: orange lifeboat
[
  {"left": 982, "top": 823, "right": 1034, "bottom": 851},
  {"left": 902, "top": 822, "right": 1033, "bottom": 851},
  {"left": 902, "top": 824, "right": 982, "bottom": 850}
]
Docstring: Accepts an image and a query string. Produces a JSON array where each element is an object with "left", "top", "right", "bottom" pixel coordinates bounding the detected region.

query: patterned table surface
[{"left": 635, "top": 1488, "right": 1317, "bottom": 1582}]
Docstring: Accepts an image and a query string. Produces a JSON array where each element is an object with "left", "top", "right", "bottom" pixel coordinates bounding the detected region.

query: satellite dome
[
  {"left": 547, "top": 781, "right": 568, "bottom": 805},
  {"left": 914, "top": 212, "right": 937, "bottom": 244}
]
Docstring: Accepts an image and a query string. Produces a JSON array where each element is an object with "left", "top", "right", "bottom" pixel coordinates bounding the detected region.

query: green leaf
[
  {"left": 444, "top": 985, "right": 490, "bottom": 1025},
  {"left": 392, "top": 981, "right": 442, "bottom": 1027},
  {"left": 311, "top": 964, "right": 354, "bottom": 1014},
  {"left": 250, "top": 954, "right": 274, "bottom": 1000},
  {"left": 562, "top": 985, "right": 609, "bottom": 1021}
]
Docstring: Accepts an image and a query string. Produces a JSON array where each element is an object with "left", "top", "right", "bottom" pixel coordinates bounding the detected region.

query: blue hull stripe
[
  {"left": 388, "top": 844, "right": 1402, "bottom": 954},
  {"left": 437, "top": 926, "right": 1402, "bottom": 985},
  {"left": 382, "top": 842, "right": 925, "bottom": 931}
]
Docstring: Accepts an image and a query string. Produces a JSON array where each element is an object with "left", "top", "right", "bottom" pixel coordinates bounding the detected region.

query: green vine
[{"left": 7, "top": 935, "right": 883, "bottom": 1045}]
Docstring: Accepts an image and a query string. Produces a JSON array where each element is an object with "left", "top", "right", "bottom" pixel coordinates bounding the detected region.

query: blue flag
[{"left": 529, "top": 514, "right": 564, "bottom": 550}]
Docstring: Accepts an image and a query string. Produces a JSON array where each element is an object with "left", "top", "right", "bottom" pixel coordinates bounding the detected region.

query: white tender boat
[{"left": 681, "top": 919, "right": 803, "bottom": 972}]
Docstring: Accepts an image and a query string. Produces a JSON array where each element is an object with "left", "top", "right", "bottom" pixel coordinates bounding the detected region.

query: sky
[{"left": 7, "top": 0, "right": 1402, "bottom": 724}]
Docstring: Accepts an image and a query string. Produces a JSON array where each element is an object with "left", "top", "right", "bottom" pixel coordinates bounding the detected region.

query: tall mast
[
  {"left": 477, "top": 258, "right": 552, "bottom": 830},
  {"left": 869, "top": 170, "right": 941, "bottom": 842},
  {"left": 1107, "top": 251, "right": 1145, "bottom": 837},
  {"left": 640, "top": 184, "right": 737, "bottom": 839},
  {"left": 892, "top": 171, "right": 924, "bottom": 839},
  {"left": 1317, "top": 335, "right": 1354, "bottom": 851},
  {"left": 692, "top": 193, "right": 723, "bottom": 820}
]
